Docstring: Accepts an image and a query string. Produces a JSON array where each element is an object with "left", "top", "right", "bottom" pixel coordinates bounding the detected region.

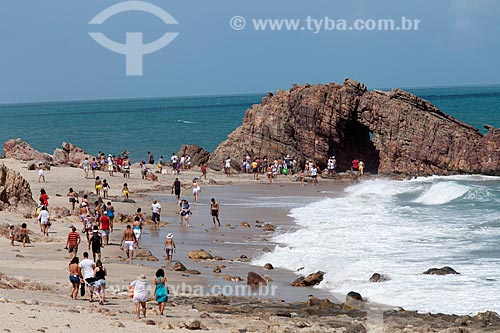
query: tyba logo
[{"left": 89, "top": 1, "right": 179, "bottom": 76}]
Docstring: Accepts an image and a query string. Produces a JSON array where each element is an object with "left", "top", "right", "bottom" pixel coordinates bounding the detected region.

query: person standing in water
[
  {"left": 210, "top": 198, "right": 221, "bottom": 226},
  {"left": 164, "top": 233, "right": 176, "bottom": 263},
  {"left": 172, "top": 178, "right": 181, "bottom": 202},
  {"left": 192, "top": 180, "right": 201, "bottom": 203}
]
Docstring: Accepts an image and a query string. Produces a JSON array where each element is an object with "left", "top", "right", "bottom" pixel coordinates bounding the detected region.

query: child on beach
[
  {"left": 122, "top": 183, "right": 129, "bottom": 199},
  {"left": 9, "top": 225, "right": 14, "bottom": 246},
  {"left": 20, "top": 223, "right": 28, "bottom": 247},
  {"left": 102, "top": 179, "right": 110, "bottom": 198},
  {"left": 95, "top": 176, "right": 102, "bottom": 196},
  {"left": 180, "top": 200, "right": 192, "bottom": 227}
]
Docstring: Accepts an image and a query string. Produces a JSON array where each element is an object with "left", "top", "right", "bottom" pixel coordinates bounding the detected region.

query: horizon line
[{"left": 1, "top": 82, "right": 499, "bottom": 107}]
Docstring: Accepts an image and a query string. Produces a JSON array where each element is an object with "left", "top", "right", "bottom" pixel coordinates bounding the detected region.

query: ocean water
[
  {"left": 1, "top": 85, "right": 500, "bottom": 314},
  {"left": 254, "top": 176, "right": 500, "bottom": 315},
  {"left": 0, "top": 85, "right": 499, "bottom": 158}
]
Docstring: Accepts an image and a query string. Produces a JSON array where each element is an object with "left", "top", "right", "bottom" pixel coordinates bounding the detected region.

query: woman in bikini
[{"left": 69, "top": 257, "right": 81, "bottom": 300}]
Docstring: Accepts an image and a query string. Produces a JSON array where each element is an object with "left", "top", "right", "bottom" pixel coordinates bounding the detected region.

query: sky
[{"left": 0, "top": 0, "right": 499, "bottom": 103}]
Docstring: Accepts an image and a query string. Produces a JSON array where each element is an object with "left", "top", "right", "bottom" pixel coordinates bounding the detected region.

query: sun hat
[
  {"left": 137, "top": 274, "right": 146, "bottom": 281},
  {"left": 166, "top": 233, "right": 173, "bottom": 239}
]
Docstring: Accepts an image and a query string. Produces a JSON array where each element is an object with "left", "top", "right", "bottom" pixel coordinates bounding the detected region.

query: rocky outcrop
[
  {"left": 188, "top": 249, "right": 213, "bottom": 260},
  {"left": 291, "top": 271, "right": 325, "bottom": 287},
  {"left": 0, "top": 164, "right": 36, "bottom": 210},
  {"left": 423, "top": 266, "right": 460, "bottom": 275},
  {"left": 53, "top": 142, "right": 93, "bottom": 166},
  {"left": 208, "top": 79, "right": 500, "bottom": 175},
  {"left": 176, "top": 144, "right": 211, "bottom": 166},
  {"left": 3, "top": 139, "right": 53, "bottom": 163},
  {"left": 247, "top": 272, "right": 267, "bottom": 287},
  {"left": 369, "top": 273, "right": 391, "bottom": 282}
]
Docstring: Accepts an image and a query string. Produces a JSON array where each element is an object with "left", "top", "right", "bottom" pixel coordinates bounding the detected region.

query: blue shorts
[{"left": 69, "top": 275, "right": 80, "bottom": 283}]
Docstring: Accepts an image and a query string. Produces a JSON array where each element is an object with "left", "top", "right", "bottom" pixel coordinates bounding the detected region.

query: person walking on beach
[
  {"left": 102, "top": 179, "right": 110, "bottom": 198},
  {"left": 107, "top": 154, "right": 114, "bottom": 176},
  {"left": 130, "top": 274, "right": 148, "bottom": 319},
  {"left": 210, "top": 198, "right": 221, "bottom": 226},
  {"left": 310, "top": 164, "right": 318, "bottom": 185},
  {"left": 200, "top": 163, "right": 207, "bottom": 180},
  {"left": 172, "top": 178, "right": 181, "bottom": 202},
  {"left": 9, "top": 225, "right": 14, "bottom": 246},
  {"left": 106, "top": 201, "right": 115, "bottom": 233},
  {"left": 67, "top": 188, "right": 79, "bottom": 211},
  {"left": 93, "top": 259, "right": 107, "bottom": 305},
  {"left": 164, "top": 233, "right": 176, "bottom": 263},
  {"left": 121, "top": 225, "right": 137, "bottom": 260},
  {"left": 132, "top": 217, "right": 142, "bottom": 247},
  {"left": 100, "top": 211, "right": 110, "bottom": 246},
  {"left": 65, "top": 226, "right": 81, "bottom": 260},
  {"left": 69, "top": 257, "right": 81, "bottom": 300},
  {"left": 266, "top": 165, "right": 273, "bottom": 184},
  {"left": 95, "top": 176, "right": 103, "bottom": 197},
  {"left": 82, "top": 157, "right": 90, "bottom": 179},
  {"left": 122, "top": 183, "right": 129, "bottom": 199},
  {"left": 358, "top": 160, "right": 365, "bottom": 176},
  {"left": 122, "top": 158, "right": 131, "bottom": 178},
  {"left": 192, "top": 180, "right": 201, "bottom": 203},
  {"left": 224, "top": 157, "right": 231, "bottom": 176},
  {"left": 39, "top": 189, "right": 49, "bottom": 207},
  {"left": 38, "top": 163, "right": 46, "bottom": 183},
  {"left": 154, "top": 269, "right": 168, "bottom": 315},
  {"left": 89, "top": 226, "right": 103, "bottom": 262},
  {"left": 79, "top": 252, "right": 95, "bottom": 302},
  {"left": 20, "top": 223, "right": 29, "bottom": 247},
  {"left": 151, "top": 199, "right": 161, "bottom": 228},
  {"left": 180, "top": 200, "right": 191, "bottom": 227},
  {"left": 148, "top": 151, "right": 154, "bottom": 165},
  {"left": 91, "top": 157, "right": 98, "bottom": 179},
  {"left": 38, "top": 205, "right": 50, "bottom": 236}
]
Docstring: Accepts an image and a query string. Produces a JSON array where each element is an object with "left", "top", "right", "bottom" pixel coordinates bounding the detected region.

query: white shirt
[
  {"left": 79, "top": 258, "right": 95, "bottom": 279},
  {"left": 225, "top": 159, "right": 231, "bottom": 168},
  {"left": 152, "top": 202, "right": 161, "bottom": 213},
  {"left": 311, "top": 167, "right": 318, "bottom": 176},
  {"left": 38, "top": 210, "right": 49, "bottom": 224},
  {"left": 171, "top": 155, "right": 178, "bottom": 163}
]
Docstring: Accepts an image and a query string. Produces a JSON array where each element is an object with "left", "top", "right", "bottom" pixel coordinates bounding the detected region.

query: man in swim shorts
[
  {"left": 164, "top": 233, "right": 176, "bottom": 263},
  {"left": 151, "top": 199, "right": 161, "bottom": 228},
  {"left": 121, "top": 225, "right": 137, "bottom": 260}
]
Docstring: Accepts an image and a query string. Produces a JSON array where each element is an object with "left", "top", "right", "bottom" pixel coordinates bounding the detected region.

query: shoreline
[{"left": 1, "top": 158, "right": 500, "bottom": 332}]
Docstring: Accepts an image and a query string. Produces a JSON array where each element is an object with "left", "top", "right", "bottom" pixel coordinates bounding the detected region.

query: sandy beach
[{"left": 1, "top": 159, "right": 500, "bottom": 332}]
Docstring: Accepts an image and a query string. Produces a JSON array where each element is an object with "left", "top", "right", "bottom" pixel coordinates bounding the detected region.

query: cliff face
[
  {"left": 208, "top": 79, "right": 500, "bottom": 175},
  {"left": 0, "top": 164, "right": 36, "bottom": 210}
]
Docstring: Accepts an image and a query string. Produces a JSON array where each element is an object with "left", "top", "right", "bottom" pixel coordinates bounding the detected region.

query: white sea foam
[
  {"left": 177, "top": 119, "right": 195, "bottom": 124},
  {"left": 413, "top": 182, "right": 470, "bottom": 205},
  {"left": 254, "top": 177, "right": 500, "bottom": 315}
]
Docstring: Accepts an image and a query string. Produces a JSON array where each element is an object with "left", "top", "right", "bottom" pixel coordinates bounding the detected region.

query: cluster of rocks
[{"left": 3, "top": 139, "right": 93, "bottom": 167}]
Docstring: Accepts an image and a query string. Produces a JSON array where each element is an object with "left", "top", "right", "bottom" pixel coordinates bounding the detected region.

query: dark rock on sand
[
  {"left": 369, "top": 273, "right": 391, "bottom": 282},
  {"left": 306, "top": 296, "right": 334, "bottom": 308},
  {"left": 184, "top": 319, "right": 202, "bottom": 330},
  {"left": 263, "top": 224, "right": 276, "bottom": 232},
  {"left": 240, "top": 221, "right": 250, "bottom": 228},
  {"left": 208, "top": 79, "right": 500, "bottom": 176},
  {"left": 423, "top": 266, "right": 460, "bottom": 275},
  {"left": 344, "top": 291, "right": 365, "bottom": 310},
  {"left": 213, "top": 266, "right": 222, "bottom": 273},
  {"left": 0, "top": 164, "right": 36, "bottom": 209},
  {"left": 184, "top": 270, "right": 201, "bottom": 275},
  {"left": 247, "top": 272, "right": 267, "bottom": 287},
  {"left": 276, "top": 311, "right": 292, "bottom": 317},
  {"left": 264, "top": 263, "right": 274, "bottom": 270},
  {"left": 53, "top": 142, "right": 93, "bottom": 166},
  {"left": 188, "top": 249, "right": 213, "bottom": 260},
  {"left": 213, "top": 256, "right": 223, "bottom": 261},
  {"left": 291, "top": 271, "right": 325, "bottom": 287},
  {"left": 346, "top": 291, "right": 363, "bottom": 302},
  {"left": 262, "top": 247, "right": 271, "bottom": 252},
  {"left": 145, "top": 319, "right": 155, "bottom": 326},
  {"left": 173, "top": 262, "right": 187, "bottom": 271},
  {"left": 176, "top": 144, "right": 210, "bottom": 167}
]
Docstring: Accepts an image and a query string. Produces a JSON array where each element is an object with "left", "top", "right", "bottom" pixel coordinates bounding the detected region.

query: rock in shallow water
[{"left": 423, "top": 266, "right": 460, "bottom": 275}]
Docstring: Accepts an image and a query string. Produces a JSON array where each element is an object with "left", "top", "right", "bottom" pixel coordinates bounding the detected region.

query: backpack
[{"left": 92, "top": 234, "right": 102, "bottom": 248}]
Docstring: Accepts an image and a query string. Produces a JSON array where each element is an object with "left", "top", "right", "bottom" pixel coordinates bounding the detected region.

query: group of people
[
  {"left": 82, "top": 151, "right": 133, "bottom": 179},
  {"left": 68, "top": 252, "right": 107, "bottom": 304},
  {"left": 238, "top": 154, "right": 298, "bottom": 179}
]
